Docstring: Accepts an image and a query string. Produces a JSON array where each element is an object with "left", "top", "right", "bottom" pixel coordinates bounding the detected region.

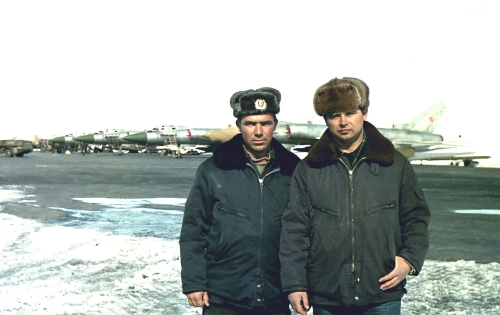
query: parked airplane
[
  {"left": 46, "top": 134, "right": 80, "bottom": 153},
  {"left": 60, "top": 101, "right": 488, "bottom": 165},
  {"left": 391, "top": 101, "right": 490, "bottom": 167},
  {"left": 272, "top": 122, "right": 443, "bottom": 157},
  {"left": 122, "top": 103, "right": 444, "bottom": 157},
  {"left": 122, "top": 126, "right": 221, "bottom": 149},
  {"left": 202, "top": 103, "right": 446, "bottom": 158},
  {"left": 74, "top": 128, "right": 143, "bottom": 153}
]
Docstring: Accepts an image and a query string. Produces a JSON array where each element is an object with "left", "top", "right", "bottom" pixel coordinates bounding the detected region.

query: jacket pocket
[
  {"left": 215, "top": 203, "right": 249, "bottom": 220},
  {"left": 365, "top": 201, "right": 396, "bottom": 215},
  {"left": 311, "top": 204, "right": 341, "bottom": 216},
  {"left": 411, "top": 184, "right": 425, "bottom": 200}
]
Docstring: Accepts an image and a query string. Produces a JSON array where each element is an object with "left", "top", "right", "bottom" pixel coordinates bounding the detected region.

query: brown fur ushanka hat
[
  {"left": 313, "top": 77, "right": 369, "bottom": 116},
  {"left": 230, "top": 87, "right": 281, "bottom": 118}
]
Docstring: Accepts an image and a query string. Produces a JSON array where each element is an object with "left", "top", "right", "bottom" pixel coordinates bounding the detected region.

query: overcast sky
[{"left": 1, "top": 1, "right": 499, "bottom": 148}]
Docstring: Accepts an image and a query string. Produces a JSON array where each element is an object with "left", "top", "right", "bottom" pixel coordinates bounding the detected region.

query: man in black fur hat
[
  {"left": 180, "top": 87, "right": 300, "bottom": 314},
  {"left": 279, "top": 78, "right": 430, "bottom": 315}
]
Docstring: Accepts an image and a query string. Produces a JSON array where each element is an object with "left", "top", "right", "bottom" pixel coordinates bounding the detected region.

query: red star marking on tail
[{"left": 429, "top": 115, "right": 435, "bottom": 124}]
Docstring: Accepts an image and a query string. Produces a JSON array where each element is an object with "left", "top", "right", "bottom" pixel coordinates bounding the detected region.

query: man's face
[
  {"left": 238, "top": 113, "right": 277, "bottom": 158},
  {"left": 325, "top": 108, "right": 367, "bottom": 149}
]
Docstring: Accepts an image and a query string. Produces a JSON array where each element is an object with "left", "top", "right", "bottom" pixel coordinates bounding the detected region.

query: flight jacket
[
  {"left": 180, "top": 134, "right": 300, "bottom": 309},
  {"left": 279, "top": 121, "right": 431, "bottom": 307}
]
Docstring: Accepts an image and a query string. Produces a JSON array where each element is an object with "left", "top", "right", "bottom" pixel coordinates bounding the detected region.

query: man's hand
[
  {"left": 186, "top": 291, "right": 209, "bottom": 307},
  {"left": 288, "top": 291, "right": 310, "bottom": 315},
  {"left": 379, "top": 256, "right": 411, "bottom": 290}
]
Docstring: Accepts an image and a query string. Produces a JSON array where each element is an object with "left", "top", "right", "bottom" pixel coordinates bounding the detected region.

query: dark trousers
[
  {"left": 203, "top": 301, "right": 291, "bottom": 315},
  {"left": 313, "top": 300, "right": 401, "bottom": 315}
]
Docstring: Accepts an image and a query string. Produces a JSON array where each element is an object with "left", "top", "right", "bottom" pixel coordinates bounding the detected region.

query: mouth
[{"left": 339, "top": 129, "right": 350, "bottom": 135}]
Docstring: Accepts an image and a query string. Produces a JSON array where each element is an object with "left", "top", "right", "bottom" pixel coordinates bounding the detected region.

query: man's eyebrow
[{"left": 244, "top": 120, "right": 273, "bottom": 124}]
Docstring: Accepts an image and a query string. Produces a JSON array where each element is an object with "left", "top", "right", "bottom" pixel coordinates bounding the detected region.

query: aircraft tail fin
[{"left": 392, "top": 100, "right": 446, "bottom": 133}]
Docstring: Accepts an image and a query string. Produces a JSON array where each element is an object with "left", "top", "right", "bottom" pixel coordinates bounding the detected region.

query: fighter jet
[
  {"left": 277, "top": 101, "right": 449, "bottom": 157},
  {"left": 200, "top": 102, "right": 445, "bottom": 158},
  {"left": 122, "top": 126, "right": 222, "bottom": 150},
  {"left": 272, "top": 122, "right": 443, "bottom": 156},
  {"left": 74, "top": 128, "right": 143, "bottom": 153},
  {"left": 123, "top": 102, "right": 446, "bottom": 158},
  {"left": 393, "top": 101, "right": 491, "bottom": 166},
  {"left": 46, "top": 134, "right": 80, "bottom": 153}
]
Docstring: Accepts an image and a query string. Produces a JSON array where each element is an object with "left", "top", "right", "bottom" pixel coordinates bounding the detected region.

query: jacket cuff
[{"left": 398, "top": 256, "right": 417, "bottom": 276}]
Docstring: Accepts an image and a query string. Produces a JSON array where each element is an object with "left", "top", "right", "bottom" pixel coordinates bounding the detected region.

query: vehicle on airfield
[{"left": 0, "top": 139, "right": 33, "bottom": 157}]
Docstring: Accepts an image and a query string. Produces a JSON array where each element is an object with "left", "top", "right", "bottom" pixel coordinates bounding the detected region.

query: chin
[{"left": 251, "top": 145, "right": 269, "bottom": 154}]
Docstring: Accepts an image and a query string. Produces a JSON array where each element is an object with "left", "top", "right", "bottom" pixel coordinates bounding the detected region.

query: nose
[
  {"left": 339, "top": 114, "right": 348, "bottom": 125},
  {"left": 255, "top": 124, "right": 263, "bottom": 135}
]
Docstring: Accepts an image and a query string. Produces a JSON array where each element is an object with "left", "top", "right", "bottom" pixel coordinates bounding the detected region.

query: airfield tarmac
[
  {"left": 1, "top": 151, "right": 499, "bottom": 314},
  {"left": 2, "top": 151, "right": 499, "bottom": 263}
]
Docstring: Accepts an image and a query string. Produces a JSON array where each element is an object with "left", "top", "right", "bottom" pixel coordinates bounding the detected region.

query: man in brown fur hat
[
  {"left": 180, "top": 87, "right": 300, "bottom": 314},
  {"left": 279, "top": 78, "right": 430, "bottom": 315}
]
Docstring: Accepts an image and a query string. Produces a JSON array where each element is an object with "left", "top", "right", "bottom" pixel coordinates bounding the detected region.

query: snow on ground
[
  {"left": 0, "top": 213, "right": 499, "bottom": 315},
  {"left": 0, "top": 214, "right": 195, "bottom": 315}
]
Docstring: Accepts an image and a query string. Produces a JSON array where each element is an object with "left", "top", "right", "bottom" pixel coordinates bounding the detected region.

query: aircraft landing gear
[{"left": 463, "top": 159, "right": 479, "bottom": 167}]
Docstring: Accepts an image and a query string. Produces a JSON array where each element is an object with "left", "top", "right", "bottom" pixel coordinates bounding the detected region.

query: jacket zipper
[
  {"left": 247, "top": 163, "right": 280, "bottom": 281},
  {"left": 338, "top": 157, "right": 366, "bottom": 273}
]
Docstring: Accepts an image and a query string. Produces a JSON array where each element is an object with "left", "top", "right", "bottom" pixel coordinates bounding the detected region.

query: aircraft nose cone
[
  {"left": 122, "top": 132, "right": 148, "bottom": 144},
  {"left": 48, "top": 136, "right": 66, "bottom": 144},
  {"left": 74, "top": 134, "right": 95, "bottom": 143}
]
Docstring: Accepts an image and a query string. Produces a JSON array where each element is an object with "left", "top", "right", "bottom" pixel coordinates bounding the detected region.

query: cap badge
[{"left": 255, "top": 99, "right": 267, "bottom": 110}]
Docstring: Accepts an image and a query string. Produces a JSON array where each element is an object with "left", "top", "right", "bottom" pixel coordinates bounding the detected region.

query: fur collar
[
  {"left": 213, "top": 134, "right": 300, "bottom": 176},
  {"left": 307, "top": 121, "right": 394, "bottom": 168}
]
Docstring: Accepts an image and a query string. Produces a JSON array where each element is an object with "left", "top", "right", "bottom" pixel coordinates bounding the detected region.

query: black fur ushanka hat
[
  {"left": 230, "top": 87, "right": 281, "bottom": 118},
  {"left": 313, "top": 77, "right": 370, "bottom": 116}
]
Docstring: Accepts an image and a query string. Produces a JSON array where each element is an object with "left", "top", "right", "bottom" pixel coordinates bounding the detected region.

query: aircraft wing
[
  {"left": 411, "top": 154, "right": 491, "bottom": 161},
  {"left": 409, "top": 141, "right": 491, "bottom": 167}
]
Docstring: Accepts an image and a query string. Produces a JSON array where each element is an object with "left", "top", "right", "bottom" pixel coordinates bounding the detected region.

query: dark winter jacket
[
  {"left": 280, "top": 121, "right": 430, "bottom": 307},
  {"left": 180, "top": 134, "right": 300, "bottom": 309}
]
